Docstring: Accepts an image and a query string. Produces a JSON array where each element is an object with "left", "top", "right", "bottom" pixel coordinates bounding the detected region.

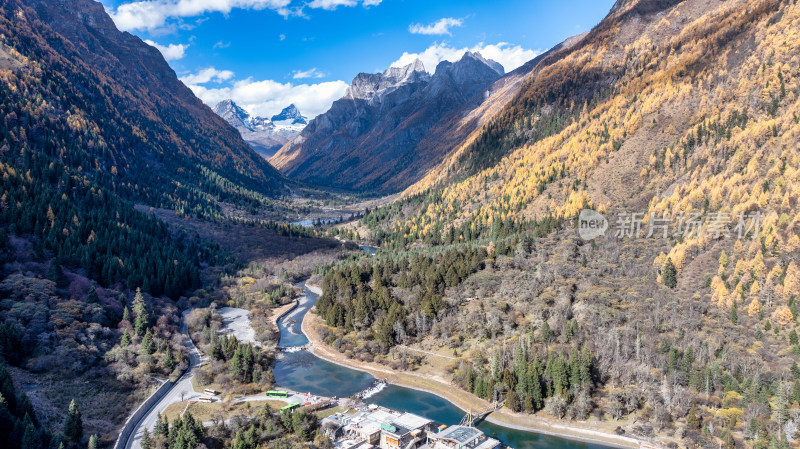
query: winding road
[
  {"left": 122, "top": 313, "right": 206, "bottom": 449},
  {"left": 118, "top": 288, "right": 312, "bottom": 449}
]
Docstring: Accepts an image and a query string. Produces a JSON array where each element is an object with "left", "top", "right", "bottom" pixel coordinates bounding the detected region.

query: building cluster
[{"left": 321, "top": 405, "right": 502, "bottom": 449}]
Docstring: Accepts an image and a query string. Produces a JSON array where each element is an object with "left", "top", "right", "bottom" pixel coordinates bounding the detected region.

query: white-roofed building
[
  {"left": 392, "top": 413, "right": 432, "bottom": 431},
  {"left": 429, "top": 425, "right": 501, "bottom": 449}
]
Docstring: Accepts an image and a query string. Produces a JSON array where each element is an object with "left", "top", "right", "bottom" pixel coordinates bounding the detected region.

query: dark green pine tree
[
  {"left": 662, "top": 257, "right": 678, "bottom": 288},
  {"left": 569, "top": 348, "right": 582, "bottom": 390},
  {"left": 141, "top": 429, "right": 151, "bottom": 449},
  {"left": 154, "top": 413, "right": 168, "bottom": 436},
  {"left": 164, "top": 346, "right": 174, "bottom": 371},
  {"left": 63, "top": 399, "right": 82, "bottom": 443},
  {"left": 87, "top": 434, "right": 99, "bottom": 449},
  {"left": 132, "top": 288, "right": 148, "bottom": 336},
  {"left": 229, "top": 348, "right": 243, "bottom": 381},
  {"left": 21, "top": 422, "right": 42, "bottom": 449},
  {"left": 549, "top": 355, "right": 570, "bottom": 397},
  {"left": 540, "top": 321, "right": 551, "bottom": 345},
  {"left": 579, "top": 346, "right": 593, "bottom": 387},
  {"left": 47, "top": 258, "right": 69, "bottom": 289},
  {"left": 140, "top": 329, "right": 155, "bottom": 355},
  {"left": 730, "top": 300, "right": 738, "bottom": 324},
  {"left": 86, "top": 284, "right": 99, "bottom": 304},
  {"left": 791, "top": 381, "right": 800, "bottom": 405},
  {"left": 791, "top": 361, "right": 800, "bottom": 379},
  {"left": 528, "top": 357, "right": 544, "bottom": 410},
  {"left": 120, "top": 329, "right": 132, "bottom": 347},
  {"left": 231, "top": 429, "right": 247, "bottom": 449}
]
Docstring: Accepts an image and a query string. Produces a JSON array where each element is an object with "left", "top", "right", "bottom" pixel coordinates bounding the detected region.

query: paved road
[
  {"left": 119, "top": 281, "right": 327, "bottom": 449},
  {"left": 124, "top": 312, "right": 206, "bottom": 449}
]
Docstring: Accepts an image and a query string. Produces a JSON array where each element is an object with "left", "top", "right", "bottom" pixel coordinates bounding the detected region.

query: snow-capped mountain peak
[
  {"left": 213, "top": 99, "right": 253, "bottom": 131},
  {"left": 271, "top": 104, "right": 308, "bottom": 125},
  {"left": 213, "top": 100, "right": 307, "bottom": 158}
]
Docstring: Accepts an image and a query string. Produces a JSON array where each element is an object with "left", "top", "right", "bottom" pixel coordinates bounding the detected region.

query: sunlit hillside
[{"left": 320, "top": 0, "right": 800, "bottom": 446}]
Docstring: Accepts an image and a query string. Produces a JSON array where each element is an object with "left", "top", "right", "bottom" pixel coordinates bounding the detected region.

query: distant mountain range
[
  {"left": 213, "top": 101, "right": 308, "bottom": 158},
  {"left": 269, "top": 52, "right": 507, "bottom": 193}
]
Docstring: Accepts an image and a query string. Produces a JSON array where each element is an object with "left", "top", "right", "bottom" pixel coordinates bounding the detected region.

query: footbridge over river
[{"left": 460, "top": 402, "right": 501, "bottom": 427}]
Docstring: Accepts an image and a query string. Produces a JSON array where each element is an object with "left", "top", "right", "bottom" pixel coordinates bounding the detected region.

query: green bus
[
  {"left": 266, "top": 390, "right": 289, "bottom": 398},
  {"left": 280, "top": 403, "right": 301, "bottom": 413}
]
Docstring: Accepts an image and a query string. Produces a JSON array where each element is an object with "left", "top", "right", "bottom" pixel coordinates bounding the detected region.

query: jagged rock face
[
  {"left": 345, "top": 59, "right": 431, "bottom": 102},
  {"left": 214, "top": 100, "right": 252, "bottom": 130},
  {"left": 270, "top": 53, "right": 505, "bottom": 193},
  {"left": 213, "top": 101, "right": 307, "bottom": 159}
]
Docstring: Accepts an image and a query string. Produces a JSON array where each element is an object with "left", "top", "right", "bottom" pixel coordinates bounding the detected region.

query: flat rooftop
[
  {"left": 347, "top": 420, "right": 382, "bottom": 436},
  {"left": 367, "top": 410, "right": 400, "bottom": 423},
  {"left": 383, "top": 422, "right": 413, "bottom": 437},
  {"left": 392, "top": 412, "right": 431, "bottom": 430},
  {"left": 435, "top": 426, "right": 483, "bottom": 445}
]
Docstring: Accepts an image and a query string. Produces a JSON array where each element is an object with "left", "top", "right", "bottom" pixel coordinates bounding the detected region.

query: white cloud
[
  {"left": 392, "top": 42, "right": 541, "bottom": 74},
  {"left": 144, "top": 40, "right": 188, "bottom": 60},
  {"left": 181, "top": 67, "right": 347, "bottom": 117},
  {"left": 279, "top": 34, "right": 286, "bottom": 41},
  {"left": 306, "top": 0, "right": 381, "bottom": 10},
  {"left": 408, "top": 17, "right": 463, "bottom": 36},
  {"left": 213, "top": 41, "right": 231, "bottom": 49},
  {"left": 307, "top": 0, "right": 356, "bottom": 8},
  {"left": 292, "top": 68, "right": 325, "bottom": 79},
  {"left": 110, "top": 0, "right": 292, "bottom": 31},
  {"left": 180, "top": 67, "right": 235, "bottom": 84}
]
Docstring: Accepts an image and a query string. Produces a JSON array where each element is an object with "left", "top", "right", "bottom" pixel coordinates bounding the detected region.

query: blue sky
[{"left": 101, "top": 0, "right": 616, "bottom": 117}]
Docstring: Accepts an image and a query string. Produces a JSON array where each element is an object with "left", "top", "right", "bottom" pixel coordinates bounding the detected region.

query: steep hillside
[
  {"left": 403, "top": 32, "right": 588, "bottom": 195},
  {"left": 270, "top": 53, "right": 505, "bottom": 193},
  {"left": 2, "top": 0, "right": 286, "bottom": 218},
  {"left": 0, "top": 1, "right": 316, "bottom": 443},
  {"left": 321, "top": 0, "right": 800, "bottom": 446}
]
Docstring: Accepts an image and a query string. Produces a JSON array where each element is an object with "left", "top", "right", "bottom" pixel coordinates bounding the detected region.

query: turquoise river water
[{"left": 271, "top": 279, "right": 610, "bottom": 449}]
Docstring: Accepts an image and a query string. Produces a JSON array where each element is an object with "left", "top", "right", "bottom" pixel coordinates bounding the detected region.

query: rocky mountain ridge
[{"left": 270, "top": 52, "right": 506, "bottom": 193}]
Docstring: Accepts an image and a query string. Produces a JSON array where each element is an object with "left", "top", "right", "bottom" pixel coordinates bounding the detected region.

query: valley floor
[{"left": 301, "top": 310, "right": 644, "bottom": 449}]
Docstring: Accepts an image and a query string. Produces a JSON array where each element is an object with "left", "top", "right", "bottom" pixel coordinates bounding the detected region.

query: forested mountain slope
[
  {"left": 402, "top": 31, "right": 589, "bottom": 196},
  {"left": 1, "top": 0, "right": 286, "bottom": 218},
  {"left": 0, "top": 0, "right": 294, "bottom": 445},
  {"left": 322, "top": 0, "right": 800, "bottom": 446}
]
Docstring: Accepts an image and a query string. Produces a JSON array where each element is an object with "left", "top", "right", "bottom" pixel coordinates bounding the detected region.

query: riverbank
[
  {"left": 271, "top": 299, "right": 299, "bottom": 331},
  {"left": 305, "top": 283, "right": 323, "bottom": 296},
  {"left": 302, "top": 311, "right": 645, "bottom": 449}
]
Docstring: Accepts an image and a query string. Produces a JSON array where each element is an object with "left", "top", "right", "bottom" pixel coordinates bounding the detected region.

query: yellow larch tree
[{"left": 748, "top": 298, "right": 761, "bottom": 317}]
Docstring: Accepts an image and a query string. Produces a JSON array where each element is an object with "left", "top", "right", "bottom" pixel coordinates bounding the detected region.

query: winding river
[{"left": 272, "top": 279, "right": 611, "bottom": 449}]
